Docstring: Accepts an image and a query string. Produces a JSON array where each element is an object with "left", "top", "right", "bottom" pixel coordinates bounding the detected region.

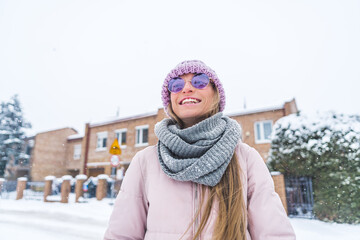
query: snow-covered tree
[
  {"left": 0, "top": 95, "right": 31, "bottom": 178},
  {"left": 268, "top": 112, "right": 360, "bottom": 224}
]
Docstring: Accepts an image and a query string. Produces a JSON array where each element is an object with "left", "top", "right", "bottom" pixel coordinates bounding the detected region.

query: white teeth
[{"left": 181, "top": 98, "right": 200, "bottom": 104}]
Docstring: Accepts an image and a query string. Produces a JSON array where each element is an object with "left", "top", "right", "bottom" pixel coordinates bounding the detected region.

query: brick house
[
  {"left": 80, "top": 99, "right": 298, "bottom": 177},
  {"left": 30, "top": 128, "right": 78, "bottom": 181},
  {"left": 24, "top": 98, "right": 297, "bottom": 182},
  {"left": 14, "top": 98, "right": 297, "bottom": 212}
]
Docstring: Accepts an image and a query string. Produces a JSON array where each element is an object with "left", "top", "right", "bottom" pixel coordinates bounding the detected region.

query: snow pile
[
  {"left": 0, "top": 196, "right": 360, "bottom": 240},
  {"left": 44, "top": 175, "right": 56, "bottom": 181},
  {"left": 75, "top": 174, "right": 88, "bottom": 180},
  {"left": 62, "top": 175, "right": 74, "bottom": 181},
  {"left": 98, "top": 174, "right": 110, "bottom": 180}
]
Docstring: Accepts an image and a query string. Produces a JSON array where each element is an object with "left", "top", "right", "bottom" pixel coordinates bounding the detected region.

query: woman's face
[{"left": 170, "top": 73, "right": 216, "bottom": 128}]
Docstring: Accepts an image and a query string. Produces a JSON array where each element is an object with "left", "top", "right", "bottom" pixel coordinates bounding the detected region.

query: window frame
[
  {"left": 73, "top": 144, "right": 81, "bottom": 160},
  {"left": 254, "top": 120, "right": 273, "bottom": 144},
  {"left": 115, "top": 128, "right": 127, "bottom": 149},
  {"left": 135, "top": 125, "right": 149, "bottom": 147},
  {"left": 96, "top": 131, "right": 108, "bottom": 151}
]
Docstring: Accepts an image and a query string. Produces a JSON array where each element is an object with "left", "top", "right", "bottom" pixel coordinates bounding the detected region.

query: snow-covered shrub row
[{"left": 268, "top": 112, "right": 360, "bottom": 224}]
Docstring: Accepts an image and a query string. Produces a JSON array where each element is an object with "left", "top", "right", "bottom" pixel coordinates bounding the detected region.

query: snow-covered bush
[{"left": 268, "top": 112, "right": 360, "bottom": 224}]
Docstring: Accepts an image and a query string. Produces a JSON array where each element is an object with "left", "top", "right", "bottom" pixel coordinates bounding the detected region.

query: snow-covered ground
[{"left": 1, "top": 194, "right": 359, "bottom": 240}]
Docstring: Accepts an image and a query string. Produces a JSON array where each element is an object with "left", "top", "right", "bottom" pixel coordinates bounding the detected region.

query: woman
[{"left": 104, "top": 60, "right": 296, "bottom": 240}]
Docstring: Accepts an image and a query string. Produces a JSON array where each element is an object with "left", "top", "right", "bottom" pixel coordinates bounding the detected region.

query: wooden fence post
[
  {"left": 75, "top": 174, "right": 87, "bottom": 202},
  {"left": 60, "top": 175, "right": 72, "bottom": 203},
  {"left": 43, "top": 176, "right": 55, "bottom": 202},
  {"left": 16, "top": 177, "right": 27, "bottom": 200},
  {"left": 96, "top": 174, "right": 108, "bottom": 201},
  {"left": 271, "top": 172, "right": 288, "bottom": 214}
]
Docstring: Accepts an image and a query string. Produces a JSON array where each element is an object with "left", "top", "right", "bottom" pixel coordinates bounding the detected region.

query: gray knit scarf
[{"left": 154, "top": 112, "right": 241, "bottom": 187}]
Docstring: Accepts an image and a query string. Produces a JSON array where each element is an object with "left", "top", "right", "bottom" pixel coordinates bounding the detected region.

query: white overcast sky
[{"left": 1, "top": 0, "right": 359, "bottom": 136}]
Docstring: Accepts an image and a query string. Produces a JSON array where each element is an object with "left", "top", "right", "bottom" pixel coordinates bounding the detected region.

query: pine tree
[{"left": 0, "top": 95, "right": 31, "bottom": 178}]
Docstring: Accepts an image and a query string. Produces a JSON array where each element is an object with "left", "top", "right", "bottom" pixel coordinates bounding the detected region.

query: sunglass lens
[
  {"left": 168, "top": 78, "right": 185, "bottom": 93},
  {"left": 192, "top": 73, "right": 210, "bottom": 89}
]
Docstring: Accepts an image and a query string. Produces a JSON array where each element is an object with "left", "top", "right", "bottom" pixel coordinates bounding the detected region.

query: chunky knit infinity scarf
[{"left": 154, "top": 112, "right": 241, "bottom": 187}]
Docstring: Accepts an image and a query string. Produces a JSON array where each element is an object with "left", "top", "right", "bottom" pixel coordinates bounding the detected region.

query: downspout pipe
[{"left": 83, "top": 123, "right": 91, "bottom": 175}]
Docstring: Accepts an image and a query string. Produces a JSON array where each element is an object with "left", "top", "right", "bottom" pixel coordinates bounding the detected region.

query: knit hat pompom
[{"left": 161, "top": 60, "right": 226, "bottom": 114}]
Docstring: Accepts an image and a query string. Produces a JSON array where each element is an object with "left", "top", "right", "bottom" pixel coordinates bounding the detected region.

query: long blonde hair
[{"left": 167, "top": 83, "right": 247, "bottom": 240}]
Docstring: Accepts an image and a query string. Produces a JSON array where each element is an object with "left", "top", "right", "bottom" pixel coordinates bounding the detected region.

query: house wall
[
  {"left": 30, "top": 128, "right": 77, "bottom": 181},
  {"left": 272, "top": 173, "right": 288, "bottom": 213},
  {"left": 83, "top": 100, "right": 298, "bottom": 177},
  {"left": 28, "top": 99, "right": 297, "bottom": 180},
  {"left": 85, "top": 113, "right": 160, "bottom": 176},
  {"left": 65, "top": 137, "right": 83, "bottom": 177},
  {"left": 231, "top": 109, "right": 285, "bottom": 161}
]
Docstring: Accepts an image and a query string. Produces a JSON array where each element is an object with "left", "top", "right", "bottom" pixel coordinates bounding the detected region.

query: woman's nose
[{"left": 182, "top": 81, "right": 194, "bottom": 93}]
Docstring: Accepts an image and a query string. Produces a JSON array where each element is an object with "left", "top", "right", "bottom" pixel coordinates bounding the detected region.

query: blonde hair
[{"left": 168, "top": 84, "right": 247, "bottom": 240}]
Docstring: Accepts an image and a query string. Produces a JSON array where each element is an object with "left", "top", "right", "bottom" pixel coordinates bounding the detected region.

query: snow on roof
[
  {"left": 89, "top": 110, "right": 158, "bottom": 128},
  {"left": 226, "top": 104, "right": 284, "bottom": 117},
  {"left": 36, "top": 127, "right": 78, "bottom": 135},
  {"left": 67, "top": 134, "right": 84, "bottom": 140},
  {"left": 86, "top": 162, "right": 111, "bottom": 167}
]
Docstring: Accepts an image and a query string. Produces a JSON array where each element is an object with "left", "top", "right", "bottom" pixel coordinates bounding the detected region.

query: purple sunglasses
[{"left": 168, "top": 73, "right": 211, "bottom": 93}]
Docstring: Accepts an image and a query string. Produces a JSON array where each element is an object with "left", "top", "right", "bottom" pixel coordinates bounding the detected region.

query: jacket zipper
[{"left": 193, "top": 182, "right": 200, "bottom": 240}]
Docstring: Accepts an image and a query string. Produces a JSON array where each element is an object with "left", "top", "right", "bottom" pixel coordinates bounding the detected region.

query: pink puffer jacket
[{"left": 104, "top": 142, "right": 296, "bottom": 240}]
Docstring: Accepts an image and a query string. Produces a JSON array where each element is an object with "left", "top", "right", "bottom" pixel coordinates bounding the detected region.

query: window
[
  {"left": 254, "top": 121, "right": 272, "bottom": 143},
  {"left": 135, "top": 125, "right": 149, "bottom": 147},
  {"left": 73, "top": 144, "right": 81, "bottom": 160},
  {"left": 96, "top": 131, "right": 107, "bottom": 151},
  {"left": 25, "top": 139, "right": 34, "bottom": 155},
  {"left": 115, "top": 129, "right": 127, "bottom": 148}
]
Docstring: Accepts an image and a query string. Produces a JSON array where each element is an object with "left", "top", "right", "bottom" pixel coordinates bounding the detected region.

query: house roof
[
  {"left": 36, "top": 127, "right": 78, "bottom": 135},
  {"left": 226, "top": 104, "right": 284, "bottom": 117},
  {"left": 89, "top": 111, "right": 158, "bottom": 128},
  {"left": 67, "top": 134, "right": 84, "bottom": 141}
]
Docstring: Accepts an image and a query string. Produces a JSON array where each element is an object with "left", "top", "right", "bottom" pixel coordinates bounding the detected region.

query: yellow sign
[{"left": 109, "top": 139, "right": 122, "bottom": 155}]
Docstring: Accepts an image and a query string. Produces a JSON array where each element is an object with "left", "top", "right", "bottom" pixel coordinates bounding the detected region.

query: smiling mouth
[{"left": 180, "top": 98, "right": 201, "bottom": 105}]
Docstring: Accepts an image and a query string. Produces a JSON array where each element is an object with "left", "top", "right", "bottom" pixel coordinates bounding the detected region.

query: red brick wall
[
  {"left": 66, "top": 138, "right": 83, "bottom": 175},
  {"left": 230, "top": 109, "right": 285, "bottom": 161},
  {"left": 85, "top": 113, "right": 160, "bottom": 176},
  {"left": 272, "top": 173, "right": 288, "bottom": 213},
  {"left": 31, "top": 128, "right": 77, "bottom": 181}
]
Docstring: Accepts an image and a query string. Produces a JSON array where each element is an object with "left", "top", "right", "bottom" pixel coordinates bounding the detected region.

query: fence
[
  {"left": 0, "top": 180, "right": 17, "bottom": 199},
  {"left": 0, "top": 174, "right": 121, "bottom": 203},
  {"left": 24, "top": 181, "right": 45, "bottom": 200},
  {"left": 285, "top": 176, "right": 314, "bottom": 218}
]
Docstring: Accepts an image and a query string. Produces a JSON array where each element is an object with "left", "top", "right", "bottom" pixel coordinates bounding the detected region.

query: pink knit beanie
[{"left": 161, "top": 60, "right": 226, "bottom": 114}]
